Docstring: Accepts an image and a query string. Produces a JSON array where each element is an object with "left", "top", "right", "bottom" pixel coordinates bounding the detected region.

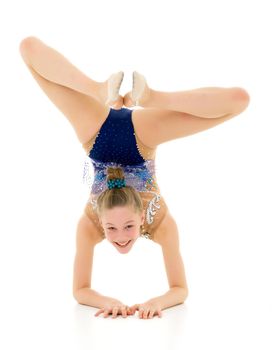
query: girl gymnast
[{"left": 19, "top": 36, "right": 250, "bottom": 319}]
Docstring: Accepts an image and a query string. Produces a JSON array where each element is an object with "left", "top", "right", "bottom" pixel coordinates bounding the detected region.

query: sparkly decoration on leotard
[
  {"left": 144, "top": 177, "right": 159, "bottom": 192},
  {"left": 82, "top": 157, "right": 162, "bottom": 239},
  {"left": 82, "top": 156, "right": 94, "bottom": 190},
  {"left": 141, "top": 224, "right": 152, "bottom": 240},
  {"left": 82, "top": 157, "right": 158, "bottom": 195},
  {"left": 81, "top": 107, "right": 164, "bottom": 241},
  {"left": 146, "top": 192, "right": 161, "bottom": 225},
  {"left": 142, "top": 232, "right": 151, "bottom": 239}
]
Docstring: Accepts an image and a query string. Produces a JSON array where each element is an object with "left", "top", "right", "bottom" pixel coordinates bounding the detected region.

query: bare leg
[
  {"left": 124, "top": 80, "right": 250, "bottom": 119},
  {"left": 20, "top": 37, "right": 124, "bottom": 109}
]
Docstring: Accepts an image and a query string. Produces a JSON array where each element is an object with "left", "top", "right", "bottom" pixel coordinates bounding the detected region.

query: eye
[{"left": 108, "top": 225, "right": 133, "bottom": 230}]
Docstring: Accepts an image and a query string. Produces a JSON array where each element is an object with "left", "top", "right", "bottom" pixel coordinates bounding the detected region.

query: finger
[
  {"left": 143, "top": 309, "right": 149, "bottom": 319},
  {"left": 121, "top": 306, "right": 127, "bottom": 318},
  {"left": 126, "top": 306, "right": 133, "bottom": 316},
  {"left": 129, "top": 306, "right": 135, "bottom": 314},
  {"left": 103, "top": 309, "right": 110, "bottom": 318},
  {"left": 157, "top": 309, "right": 162, "bottom": 318},
  {"left": 128, "top": 308, "right": 135, "bottom": 315},
  {"left": 149, "top": 309, "right": 155, "bottom": 319},
  {"left": 95, "top": 308, "right": 104, "bottom": 317},
  {"left": 139, "top": 308, "right": 145, "bottom": 318},
  {"left": 128, "top": 306, "right": 134, "bottom": 315},
  {"left": 112, "top": 306, "right": 119, "bottom": 318},
  {"left": 129, "top": 305, "right": 137, "bottom": 314}
]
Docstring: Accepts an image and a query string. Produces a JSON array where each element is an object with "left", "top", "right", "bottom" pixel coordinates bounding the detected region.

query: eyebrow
[{"left": 106, "top": 220, "right": 135, "bottom": 225}]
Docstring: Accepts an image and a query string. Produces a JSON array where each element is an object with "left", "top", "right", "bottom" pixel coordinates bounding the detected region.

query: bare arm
[
  {"left": 74, "top": 288, "right": 123, "bottom": 309},
  {"left": 148, "top": 287, "right": 188, "bottom": 310},
  {"left": 19, "top": 36, "right": 101, "bottom": 99},
  {"left": 145, "top": 211, "right": 189, "bottom": 311},
  {"left": 73, "top": 214, "right": 122, "bottom": 308}
]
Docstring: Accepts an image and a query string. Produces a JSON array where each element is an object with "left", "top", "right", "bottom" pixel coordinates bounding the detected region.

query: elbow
[
  {"left": 179, "top": 284, "right": 189, "bottom": 301},
  {"left": 73, "top": 287, "right": 90, "bottom": 303},
  {"left": 173, "top": 286, "right": 189, "bottom": 302},
  {"left": 176, "top": 289, "right": 189, "bottom": 306},
  {"left": 73, "top": 291, "right": 79, "bottom": 302},
  {"left": 73, "top": 288, "right": 82, "bottom": 302}
]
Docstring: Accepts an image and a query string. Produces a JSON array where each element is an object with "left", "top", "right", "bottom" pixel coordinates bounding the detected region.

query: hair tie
[{"left": 107, "top": 177, "right": 126, "bottom": 189}]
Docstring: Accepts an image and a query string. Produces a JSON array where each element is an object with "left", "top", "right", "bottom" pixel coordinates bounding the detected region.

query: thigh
[
  {"left": 132, "top": 108, "right": 239, "bottom": 148},
  {"left": 24, "top": 64, "right": 110, "bottom": 144}
]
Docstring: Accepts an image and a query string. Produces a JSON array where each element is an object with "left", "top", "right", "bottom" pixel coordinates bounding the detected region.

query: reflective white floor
[
  {"left": 1, "top": 218, "right": 279, "bottom": 350},
  {"left": 1, "top": 282, "right": 278, "bottom": 350}
]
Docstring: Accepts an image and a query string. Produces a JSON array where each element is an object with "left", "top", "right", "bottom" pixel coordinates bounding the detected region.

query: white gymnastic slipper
[
  {"left": 131, "top": 71, "right": 147, "bottom": 106},
  {"left": 105, "top": 71, "right": 124, "bottom": 106}
]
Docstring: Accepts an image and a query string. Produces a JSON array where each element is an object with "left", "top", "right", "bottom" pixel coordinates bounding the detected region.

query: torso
[
  {"left": 81, "top": 108, "right": 168, "bottom": 242},
  {"left": 82, "top": 109, "right": 157, "bottom": 161}
]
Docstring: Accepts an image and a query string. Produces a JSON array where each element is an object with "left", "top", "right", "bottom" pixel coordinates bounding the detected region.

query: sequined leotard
[{"left": 82, "top": 107, "right": 168, "bottom": 240}]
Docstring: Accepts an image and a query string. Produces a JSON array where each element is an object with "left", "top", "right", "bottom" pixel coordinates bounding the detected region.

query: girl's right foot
[
  {"left": 98, "top": 71, "right": 124, "bottom": 109},
  {"left": 123, "top": 71, "right": 151, "bottom": 107}
]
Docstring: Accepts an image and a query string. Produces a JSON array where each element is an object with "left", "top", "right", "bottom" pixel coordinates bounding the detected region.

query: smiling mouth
[{"left": 114, "top": 240, "right": 131, "bottom": 247}]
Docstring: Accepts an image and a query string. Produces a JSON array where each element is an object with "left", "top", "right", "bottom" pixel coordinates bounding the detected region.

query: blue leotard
[{"left": 82, "top": 107, "right": 158, "bottom": 196}]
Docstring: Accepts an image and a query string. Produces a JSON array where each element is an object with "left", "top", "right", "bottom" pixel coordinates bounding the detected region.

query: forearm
[
  {"left": 74, "top": 288, "right": 118, "bottom": 309},
  {"left": 149, "top": 287, "right": 188, "bottom": 311},
  {"left": 149, "top": 86, "right": 249, "bottom": 118},
  {"left": 20, "top": 36, "right": 101, "bottom": 98}
]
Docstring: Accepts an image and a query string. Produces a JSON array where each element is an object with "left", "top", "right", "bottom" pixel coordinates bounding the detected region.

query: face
[{"left": 99, "top": 206, "right": 145, "bottom": 254}]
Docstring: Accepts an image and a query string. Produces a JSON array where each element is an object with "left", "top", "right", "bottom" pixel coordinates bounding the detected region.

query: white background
[{"left": 1, "top": 0, "right": 279, "bottom": 349}]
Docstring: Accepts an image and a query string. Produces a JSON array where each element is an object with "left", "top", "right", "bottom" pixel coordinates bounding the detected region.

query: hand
[
  {"left": 129, "top": 300, "right": 162, "bottom": 319},
  {"left": 94, "top": 298, "right": 133, "bottom": 318}
]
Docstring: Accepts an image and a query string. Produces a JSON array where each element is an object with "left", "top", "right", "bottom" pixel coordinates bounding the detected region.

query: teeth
[{"left": 116, "top": 240, "right": 130, "bottom": 246}]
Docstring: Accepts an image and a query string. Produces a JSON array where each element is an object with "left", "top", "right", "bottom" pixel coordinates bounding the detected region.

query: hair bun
[
  {"left": 96, "top": 166, "right": 144, "bottom": 221},
  {"left": 106, "top": 167, "right": 126, "bottom": 190},
  {"left": 106, "top": 167, "right": 125, "bottom": 181}
]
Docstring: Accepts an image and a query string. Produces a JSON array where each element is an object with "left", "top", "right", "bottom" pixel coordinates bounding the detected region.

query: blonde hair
[{"left": 96, "top": 166, "right": 144, "bottom": 220}]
